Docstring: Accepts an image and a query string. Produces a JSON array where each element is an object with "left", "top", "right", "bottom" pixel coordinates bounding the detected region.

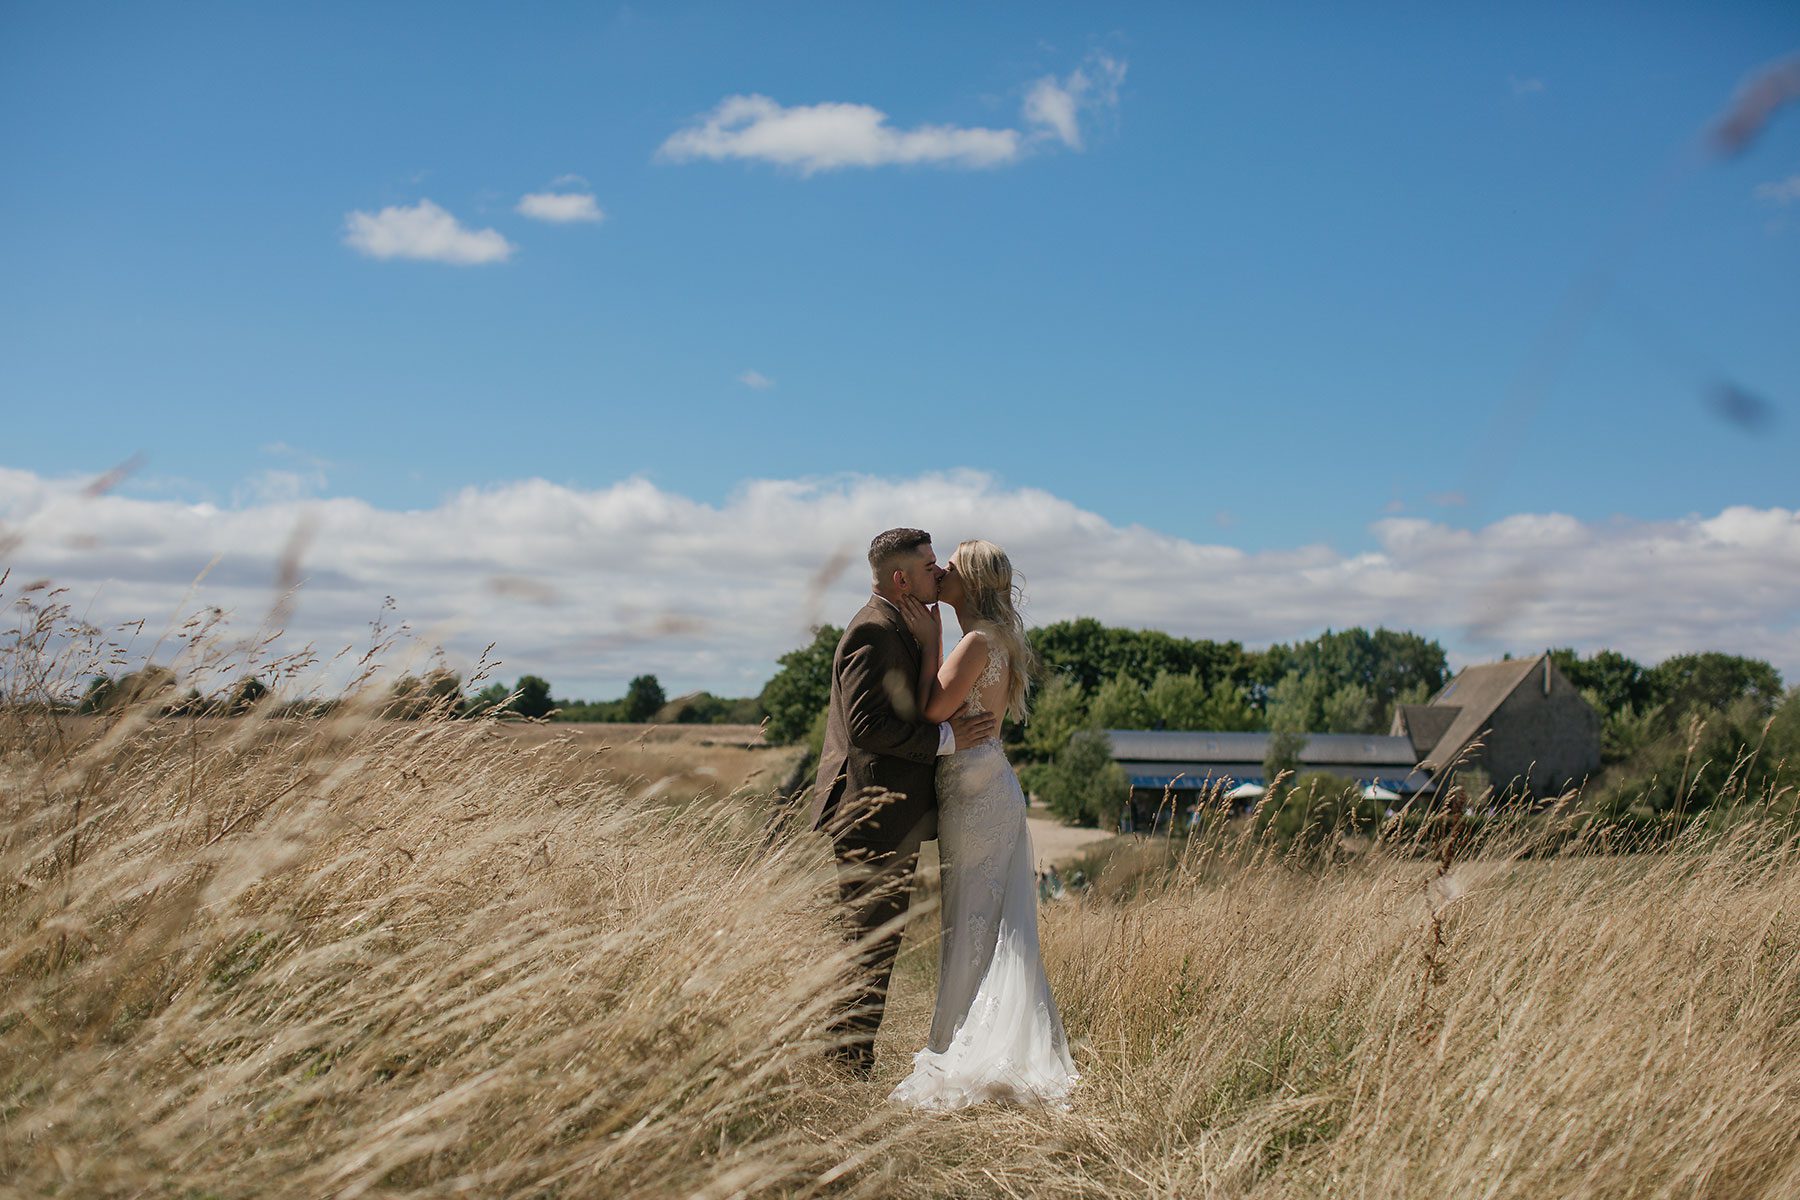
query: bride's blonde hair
[{"left": 953, "top": 539, "right": 1038, "bottom": 723}]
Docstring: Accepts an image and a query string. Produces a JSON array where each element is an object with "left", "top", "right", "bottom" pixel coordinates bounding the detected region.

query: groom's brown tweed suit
[{"left": 808, "top": 597, "right": 941, "bottom": 1073}]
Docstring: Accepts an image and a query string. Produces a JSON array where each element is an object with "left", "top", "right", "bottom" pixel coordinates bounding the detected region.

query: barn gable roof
[
  {"left": 1416, "top": 654, "right": 1547, "bottom": 770},
  {"left": 1392, "top": 704, "right": 1460, "bottom": 758}
]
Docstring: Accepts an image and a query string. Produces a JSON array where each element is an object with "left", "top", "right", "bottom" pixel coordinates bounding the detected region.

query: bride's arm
[{"left": 922, "top": 633, "right": 989, "bottom": 724}]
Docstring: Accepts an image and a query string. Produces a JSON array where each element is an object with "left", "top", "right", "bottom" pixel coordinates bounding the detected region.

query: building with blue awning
[{"left": 1105, "top": 728, "right": 1430, "bottom": 828}]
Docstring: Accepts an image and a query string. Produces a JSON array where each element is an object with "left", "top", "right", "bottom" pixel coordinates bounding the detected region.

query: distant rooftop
[
  {"left": 1417, "top": 655, "right": 1549, "bottom": 769},
  {"left": 1106, "top": 729, "right": 1419, "bottom": 767},
  {"left": 1103, "top": 728, "right": 1428, "bottom": 792}
]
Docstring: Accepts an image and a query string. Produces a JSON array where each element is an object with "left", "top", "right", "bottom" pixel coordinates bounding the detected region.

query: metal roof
[{"left": 1104, "top": 729, "right": 1420, "bottom": 768}]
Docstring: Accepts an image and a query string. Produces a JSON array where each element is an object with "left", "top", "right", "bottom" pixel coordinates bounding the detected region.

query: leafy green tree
[
  {"left": 760, "top": 625, "right": 841, "bottom": 745},
  {"left": 512, "top": 675, "right": 555, "bottom": 720},
  {"left": 1390, "top": 680, "right": 1431, "bottom": 712},
  {"left": 1038, "top": 730, "right": 1128, "bottom": 828},
  {"left": 1259, "top": 771, "right": 1382, "bottom": 850},
  {"left": 77, "top": 675, "right": 116, "bottom": 714},
  {"left": 1593, "top": 697, "right": 1667, "bottom": 765},
  {"left": 645, "top": 689, "right": 762, "bottom": 725},
  {"left": 1594, "top": 690, "right": 1800, "bottom": 824},
  {"left": 384, "top": 668, "right": 464, "bottom": 719},
  {"left": 1549, "top": 648, "right": 1652, "bottom": 717},
  {"left": 1144, "top": 670, "right": 1210, "bottom": 730},
  {"left": 720, "top": 695, "right": 765, "bottom": 724},
  {"left": 466, "top": 682, "right": 510, "bottom": 716},
  {"left": 1197, "top": 679, "right": 1259, "bottom": 731},
  {"left": 805, "top": 704, "right": 831, "bottom": 763},
  {"left": 1022, "top": 673, "right": 1088, "bottom": 760},
  {"left": 656, "top": 691, "right": 728, "bottom": 724},
  {"left": 1089, "top": 671, "right": 1152, "bottom": 730},
  {"left": 80, "top": 666, "right": 176, "bottom": 714},
  {"left": 1264, "top": 670, "right": 1327, "bottom": 734},
  {"left": 1645, "top": 652, "right": 1784, "bottom": 723},
  {"left": 1253, "top": 628, "right": 1447, "bottom": 724},
  {"left": 622, "top": 674, "right": 666, "bottom": 722},
  {"left": 1030, "top": 618, "right": 1248, "bottom": 695},
  {"left": 383, "top": 675, "right": 426, "bottom": 719},
  {"left": 419, "top": 669, "right": 463, "bottom": 717},
  {"left": 551, "top": 697, "right": 624, "bottom": 722},
  {"left": 1263, "top": 728, "right": 1307, "bottom": 791},
  {"left": 1321, "top": 681, "right": 1378, "bottom": 734},
  {"left": 225, "top": 676, "right": 270, "bottom": 715}
]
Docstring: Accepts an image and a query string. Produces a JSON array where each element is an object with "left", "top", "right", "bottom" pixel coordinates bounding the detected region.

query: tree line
[
  {"left": 758, "top": 619, "right": 1452, "bottom": 747},
  {"left": 74, "top": 667, "right": 762, "bottom": 726},
  {"left": 70, "top": 618, "right": 1796, "bottom": 832},
  {"left": 756, "top": 618, "right": 1796, "bottom": 829},
  {"left": 1548, "top": 648, "right": 1797, "bottom": 826}
]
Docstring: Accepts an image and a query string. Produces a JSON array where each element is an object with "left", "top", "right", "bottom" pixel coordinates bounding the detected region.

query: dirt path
[
  {"left": 1023, "top": 801, "right": 1114, "bottom": 870},
  {"left": 913, "top": 801, "right": 1112, "bottom": 879}
]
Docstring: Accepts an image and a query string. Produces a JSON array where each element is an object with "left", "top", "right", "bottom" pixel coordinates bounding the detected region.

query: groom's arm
[{"left": 841, "top": 623, "right": 942, "bottom": 765}]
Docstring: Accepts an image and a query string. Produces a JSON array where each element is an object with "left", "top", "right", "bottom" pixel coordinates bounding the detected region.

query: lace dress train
[{"left": 889, "top": 647, "right": 1078, "bottom": 1110}]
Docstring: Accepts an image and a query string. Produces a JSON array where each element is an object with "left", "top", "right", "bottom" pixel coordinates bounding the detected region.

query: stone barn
[{"left": 1391, "top": 653, "right": 1600, "bottom": 797}]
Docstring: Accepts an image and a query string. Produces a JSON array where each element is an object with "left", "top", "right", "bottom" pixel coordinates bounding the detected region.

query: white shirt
[{"left": 872, "top": 592, "right": 955, "bottom": 756}]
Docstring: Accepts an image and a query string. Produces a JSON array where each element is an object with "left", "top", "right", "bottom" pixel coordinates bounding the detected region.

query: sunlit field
[{"left": 3, "top": 609, "right": 1797, "bottom": 1198}]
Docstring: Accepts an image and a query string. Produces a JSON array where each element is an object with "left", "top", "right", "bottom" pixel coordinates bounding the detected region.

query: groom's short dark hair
[{"left": 868, "top": 527, "right": 931, "bottom": 573}]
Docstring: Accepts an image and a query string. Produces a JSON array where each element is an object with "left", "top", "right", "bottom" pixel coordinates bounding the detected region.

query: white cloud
[
  {"left": 1023, "top": 52, "right": 1127, "bottom": 150},
  {"left": 342, "top": 199, "right": 514, "bottom": 264},
  {"left": 516, "top": 191, "right": 605, "bottom": 223},
  {"left": 1753, "top": 174, "right": 1800, "bottom": 205},
  {"left": 657, "top": 56, "right": 1126, "bottom": 175},
  {"left": 1509, "top": 75, "right": 1547, "bottom": 96},
  {"left": 234, "top": 469, "right": 326, "bottom": 507},
  {"left": 737, "top": 369, "right": 775, "bottom": 391},
  {"left": 237, "top": 443, "right": 330, "bottom": 505},
  {"left": 657, "top": 93, "right": 1022, "bottom": 173},
  {"left": 5, "top": 468, "right": 1798, "bottom": 699}
]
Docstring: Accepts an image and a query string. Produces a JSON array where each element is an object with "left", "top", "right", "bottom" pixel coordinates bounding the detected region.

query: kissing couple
[{"left": 804, "top": 528, "right": 1078, "bottom": 1109}]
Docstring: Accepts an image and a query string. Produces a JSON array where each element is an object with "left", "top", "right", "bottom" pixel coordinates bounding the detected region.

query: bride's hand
[{"left": 897, "top": 594, "right": 940, "bottom": 650}]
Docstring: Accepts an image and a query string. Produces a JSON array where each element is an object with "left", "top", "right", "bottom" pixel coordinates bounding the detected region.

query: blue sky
[{"left": 3, "top": 3, "right": 1798, "bottom": 695}]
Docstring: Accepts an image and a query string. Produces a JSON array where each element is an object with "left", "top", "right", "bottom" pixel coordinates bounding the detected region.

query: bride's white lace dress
[{"left": 889, "top": 634, "right": 1079, "bottom": 1110}]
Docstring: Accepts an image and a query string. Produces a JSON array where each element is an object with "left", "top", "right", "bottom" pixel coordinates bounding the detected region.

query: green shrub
[{"left": 1037, "top": 730, "right": 1128, "bottom": 828}]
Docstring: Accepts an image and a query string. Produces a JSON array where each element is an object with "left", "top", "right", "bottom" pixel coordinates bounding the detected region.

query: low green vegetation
[
  {"left": 69, "top": 615, "right": 1796, "bottom": 831},
  {"left": 77, "top": 664, "right": 763, "bottom": 726}
]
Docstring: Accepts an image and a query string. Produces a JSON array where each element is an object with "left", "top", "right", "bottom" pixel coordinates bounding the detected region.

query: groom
[{"left": 807, "top": 527, "right": 998, "bottom": 1076}]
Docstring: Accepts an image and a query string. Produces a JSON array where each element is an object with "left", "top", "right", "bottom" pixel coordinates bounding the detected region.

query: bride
[{"left": 889, "top": 539, "right": 1078, "bottom": 1110}]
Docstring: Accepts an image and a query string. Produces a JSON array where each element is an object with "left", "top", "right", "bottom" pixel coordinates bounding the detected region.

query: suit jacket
[{"left": 806, "top": 598, "right": 940, "bottom": 848}]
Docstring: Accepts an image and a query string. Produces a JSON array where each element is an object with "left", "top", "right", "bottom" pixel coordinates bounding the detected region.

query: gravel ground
[{"left": 1023, "top": 800, "right": 1115, "bottom": 870}]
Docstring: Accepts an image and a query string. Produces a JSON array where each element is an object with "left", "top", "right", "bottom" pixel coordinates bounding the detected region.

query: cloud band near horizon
[{"left": 3, "top": 467, "right": 1797, "bottom": 700}]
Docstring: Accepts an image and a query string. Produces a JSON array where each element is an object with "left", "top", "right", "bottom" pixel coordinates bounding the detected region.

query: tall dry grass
[{"left": 4, "top": 589, "right": 1798, "bottom": 1197}]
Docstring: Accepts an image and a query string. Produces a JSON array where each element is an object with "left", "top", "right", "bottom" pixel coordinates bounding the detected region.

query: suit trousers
[{"left": 825, "top": 798, "right": 934, "bottom": 1074}]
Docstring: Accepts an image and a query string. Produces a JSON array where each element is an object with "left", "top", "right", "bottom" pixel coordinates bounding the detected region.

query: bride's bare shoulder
[
  {"left": 941, "top": 627, "right": 983, "bottom": 665},
  {"left": 954, "top": 627, "right": 993, "bottom": 658}
]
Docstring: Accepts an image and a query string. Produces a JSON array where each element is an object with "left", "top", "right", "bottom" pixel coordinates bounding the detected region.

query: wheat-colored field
[
  {"left": 482, "top": 719, "right": 806, "bottom": 808},
  {"left": 3, "top": 692, "right": 1797, "bottom": 1198}
]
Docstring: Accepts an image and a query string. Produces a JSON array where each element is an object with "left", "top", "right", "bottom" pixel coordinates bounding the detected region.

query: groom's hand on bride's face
[{"left": 950, "top": 709, "right": 999, "bottom": 749}]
